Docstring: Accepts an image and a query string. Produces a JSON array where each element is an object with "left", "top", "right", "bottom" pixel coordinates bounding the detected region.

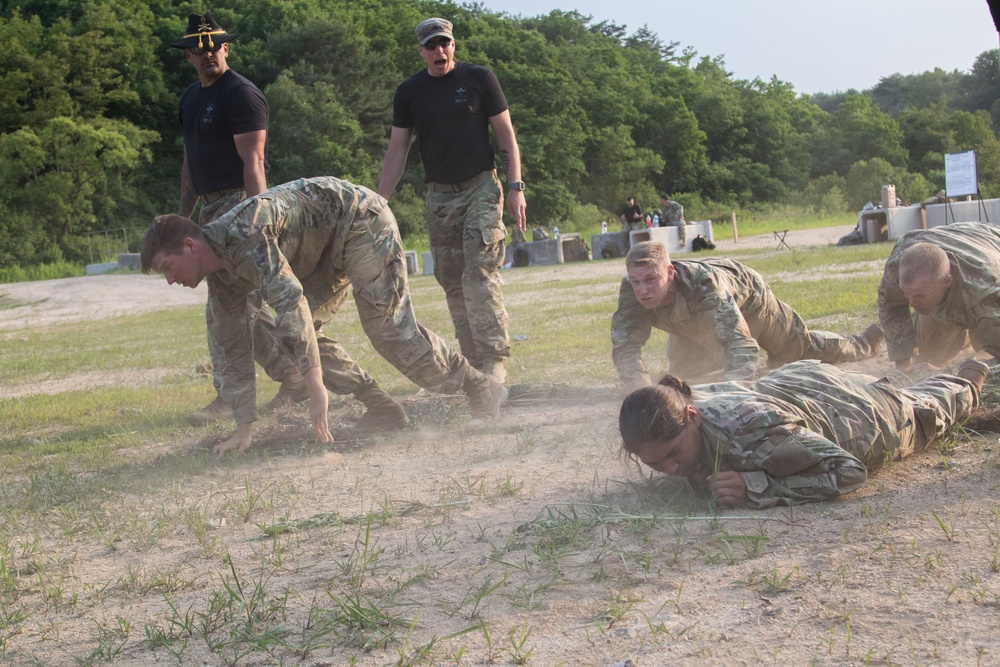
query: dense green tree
[
  {"left": 899, "top": 103, "right": 954, "bottom": 172},
  {"left": 869, "top": 69, "right": 961, "bottom": 117},
  {"left": 0, "top": 116, "right": 156, "bottom": 263},
  {"left": 950, "top": 109, "right": 1000, "bottom": 197},
  {"left": 845, "top": 157, "right": 931, "bottom": 209},
  {"left": 635, "top": 94, "right": 707, "bottom": 195},
  {"left": 580, "top": 125, "right": 664, "bottom": 208},
  {"left": 959, "top": 49, "right": 1000, "bottom": 130},
  {"left": 2, "top": 0, "right": 1000, "bottom": 266},
  {"left": 812, "top": 94, "right": 907, "bottom": 176},
  {"left": 803, "top": 174, "right": 850, "bottom": 214}
]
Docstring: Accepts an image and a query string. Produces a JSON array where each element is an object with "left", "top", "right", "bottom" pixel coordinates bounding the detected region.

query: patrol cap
[{"left": 416, "top": 18, "right": 453, "bottom": 46}]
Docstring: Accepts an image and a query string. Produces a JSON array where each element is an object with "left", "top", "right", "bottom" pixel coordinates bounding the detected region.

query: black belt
[
  {"left": 201, "top": 188, "right": 244, "bottom": 204},
  {"left": 427, "top": 170, "right": 494, "bottom": 193}
]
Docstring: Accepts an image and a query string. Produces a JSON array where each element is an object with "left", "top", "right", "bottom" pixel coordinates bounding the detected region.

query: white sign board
[{"left": 945, "top": 150, "right": 978, "bottom": 198}]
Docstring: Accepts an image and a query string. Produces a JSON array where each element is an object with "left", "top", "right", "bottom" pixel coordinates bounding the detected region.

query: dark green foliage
[{"left": 1, "top": 0, "right": 999, "bottom": 266}]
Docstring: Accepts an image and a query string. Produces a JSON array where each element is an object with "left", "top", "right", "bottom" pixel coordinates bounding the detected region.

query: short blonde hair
[
  {"left": 899, "top": 242, "right": 950, "bottom": 284},
  {"left": 625, "top": 241, "right": 670, "bottom": 271},
  {"left": 140, "top": 214, "right": 202, "bottom": 274}
]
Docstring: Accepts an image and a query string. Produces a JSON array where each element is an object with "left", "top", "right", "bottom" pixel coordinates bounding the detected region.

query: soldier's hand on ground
[
  {"left": 507, "top": 189, "right": 526, "bottom": 231},
  {"left": 707, "top": 471, "right": 749, "bottom": 506},
  {"left": 214, "top": 423, "right": 253, "bottom": 457},
  {"left": 304, "top": 367, "right": 334, "bottom": 443},
  {"left": 895, "top": 358, "right": 913, "bottom": 372}
]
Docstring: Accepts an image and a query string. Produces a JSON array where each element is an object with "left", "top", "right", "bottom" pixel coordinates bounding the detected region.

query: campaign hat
[{"left": 170, "top": 11, "right": 239, "bottom": 50}]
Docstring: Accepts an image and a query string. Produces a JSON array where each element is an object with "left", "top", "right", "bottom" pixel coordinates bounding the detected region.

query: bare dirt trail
[{"left": 0, "top": 273, "right": 206, "bottom": 331}]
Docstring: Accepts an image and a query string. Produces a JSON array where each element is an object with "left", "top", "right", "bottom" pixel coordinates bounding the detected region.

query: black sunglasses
[
  {"left": 422, "top": 38, "right": 452, "bottom": 50},
  {"left": 187, "top": 45, "right": 221, "bottom": 56}
]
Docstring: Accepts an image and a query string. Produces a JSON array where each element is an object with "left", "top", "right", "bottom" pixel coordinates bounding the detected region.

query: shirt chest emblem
[
  {"left": 201, "top": 103, "right": 215, "bottom": 124},
  {"left": 454, "top": 85, "right": 468, "bottom": 104}
]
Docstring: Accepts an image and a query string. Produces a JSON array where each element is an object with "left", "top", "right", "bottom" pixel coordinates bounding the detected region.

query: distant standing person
[
  {"left": 620, "top": 196, "right": 643, "bottom": 230},
  {"left": 878, "top": 221, "right": 1000, "bottom": 371},
  {"left": 378, "top": 17, "right": 526, "bottom": 384},
  {"left": 171, "top": 11, "right": 305, "bottom": 425},
  {"left": 612, "top": 241, "right": 884, "bottom": 391},
  {"left": 656, "top": 193, "right": 686, "bottom": 246}
]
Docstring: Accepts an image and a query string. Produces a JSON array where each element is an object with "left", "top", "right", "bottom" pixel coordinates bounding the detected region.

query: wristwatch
[{"left": 508, "top": 181, "right": 525, "bottom": 191}]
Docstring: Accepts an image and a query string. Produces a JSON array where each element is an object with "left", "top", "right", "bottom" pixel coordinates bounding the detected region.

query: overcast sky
[{"left": 481, "top": 0, "right": 999, "bottom": 95}]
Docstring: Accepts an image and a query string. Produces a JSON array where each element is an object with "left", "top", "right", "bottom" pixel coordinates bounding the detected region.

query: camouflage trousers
[
  {"left": 664, "top": 219, "right": 686, "bottom": 244},
  {"left": 425, "top": 169, "right": 510, "bottom": 368},
  {"left": 667, "top": 287, "right": 879, "bottom": 379},
  {"left": 299, "top": 204, "right": 470, "bottom": 395},
  {"left": 915, "top": 313, "right": 973, "bottom": 366},
  {"left": 200, "top": 191, "right": 297, "bottom": 392},
  {"left": 875, "top": 373, "right": 978, "bottom": 464}
]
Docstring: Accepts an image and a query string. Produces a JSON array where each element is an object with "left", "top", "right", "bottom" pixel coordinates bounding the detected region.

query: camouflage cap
[{"left": 415, "top": 18, "right": 453, "bottom": 46}]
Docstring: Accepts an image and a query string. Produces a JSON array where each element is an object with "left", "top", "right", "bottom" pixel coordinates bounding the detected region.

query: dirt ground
[{"left": 4, "top": 224, "right": 1000, "bottom": 666}]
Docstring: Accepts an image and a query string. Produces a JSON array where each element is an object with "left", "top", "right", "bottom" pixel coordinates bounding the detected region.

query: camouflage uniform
[
  {"left": 611, "top": 258, "right": 879, "bottom": 384},
  {"left": 660, "top": 200, "right": 686, "bottom": 244},
  {"left": 878, "top": 222, "right": 1000, "bottom": 365},
  {"left": 426, "top": 170, "right": 510, "bottom": 367},
  {"left": 687, "top": 360, "right": 979, "bottom": 507},
  {"left": 199, "top": 191, "right": 298, "bottom": 391},
  {"left": 202, "top": 177, "right": 471, "bottom": 424}
]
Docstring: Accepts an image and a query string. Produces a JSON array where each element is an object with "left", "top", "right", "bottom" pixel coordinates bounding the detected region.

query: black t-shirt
[
  {"left": 622, "top": 204, "right": 642, "bottom": 222},
  {"left": 391, "top": 62, "right": 508, "bottom": 184},
  {"left": 179, "top": 69, "right": 269, "bottom": 194}
]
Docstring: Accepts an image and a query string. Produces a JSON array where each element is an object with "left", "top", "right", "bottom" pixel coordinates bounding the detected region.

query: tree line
[{"left": 2, "top": 0, "right": 999, "bottom": 266}]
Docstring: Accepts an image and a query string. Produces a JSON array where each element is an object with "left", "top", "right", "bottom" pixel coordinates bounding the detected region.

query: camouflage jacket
[
  {"left": 877, "top": 222, "right": 1000, "bottom": 362},
  {"left": 661, "top": 200, "right": 684, "bottom": 224},
  {"left": 202, "top": 177, "right": 395, "bottom": 423},
  {"left": 611, "top": 258, "right": 775, "bottom": 383},
  {"left": 690, "top": 361, "right": 911, "bottom": 507}
]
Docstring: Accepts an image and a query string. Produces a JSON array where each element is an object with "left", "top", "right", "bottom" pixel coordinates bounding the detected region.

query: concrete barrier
[
  {"left": 629, "top": 221, "right": 714, "bottom": 253},
  {"left": 404, "top": 250, "right": 418, "bottom": 275},
  {"left": 422, "top": 251, "right": 434, "bottom": 275},
  {"left": 590, "top": 231, "right": 630, "bottom": 259},
  {"left": 924, "top": 199, "right": 1000, "bottom": 228},
  {"left": 506, "top": 238, "right": 563, "bottom": 267},
  {"left": 884, "top": 206, "right": 925, "bottom": 240},
  {"left": 118, "top": 253, "right": 141, "bottom": 271},
  {"left": 86, "top": 253, "right": 141, "bottom": 275},
  {"left": 85, "top": 262, "right": 119, "bottom": 276}
]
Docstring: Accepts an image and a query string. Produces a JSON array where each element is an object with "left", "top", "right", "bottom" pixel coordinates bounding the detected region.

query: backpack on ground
[{"left": 691, "top": 235, "right": 715, "bottom": 251}]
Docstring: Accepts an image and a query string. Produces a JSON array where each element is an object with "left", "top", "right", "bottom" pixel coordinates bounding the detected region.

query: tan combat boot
[
  {"left": 956, "top": 358, "right": 989, "bottom": 394},
  {"left": 480, "top": 357, "right": 507, "bottom": 384},
  {"left": 858, "top": 323, "right": 884, "bottom": 356},
  {"left": 264, "top": 369, "right": 311, "bottom": 413},
  {"left": 353, "top": 381, "right": 409, "bottom": 432},
  {"left": 187, "top": 396, "right": 234, "bottom": 426},
  {"left": 464, "top": 367, "right": 508, "bottom": 429}
]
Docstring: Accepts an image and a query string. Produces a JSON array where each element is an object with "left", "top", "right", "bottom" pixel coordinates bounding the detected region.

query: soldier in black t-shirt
[
  {"left": 620, "top": 196, "right": 643, "bottom": 231},
  {"left": 173, "top": 12, "right": 268, "bottom": 220},
  {"left": 378, "top": 17, "right": 526, "bottom": 385}
]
